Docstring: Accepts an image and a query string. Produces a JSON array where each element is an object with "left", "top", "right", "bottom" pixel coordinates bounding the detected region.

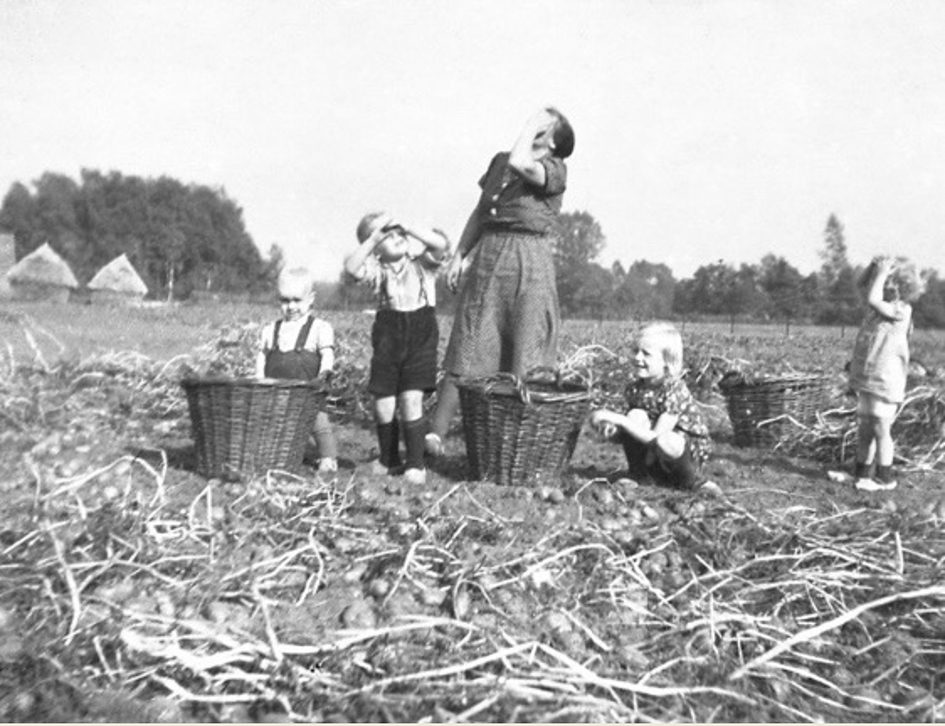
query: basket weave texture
[
  {"left": 457, "top": 372, "right": 592, "bottom": 487},
  {"left": 181, "top": 377, "right": 325, "bottom": 479},
  {"left": 719, "top": 372, "right": 829, "bottom": 447}
]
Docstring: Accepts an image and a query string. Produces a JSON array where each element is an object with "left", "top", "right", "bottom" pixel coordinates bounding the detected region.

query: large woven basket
[
  {"left": 457, "top": 371, "right": 592, "bottom": 487},
  {"left": 719, "top": 372, "right": 829, "bottom": 447},
  {"left": 181, "top": 377, "right": 325, "bottom": 479}
]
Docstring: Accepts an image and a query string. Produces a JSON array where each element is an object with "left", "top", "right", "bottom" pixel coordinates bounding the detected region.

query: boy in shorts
[{"left": 344, "top": 212, "right": 448, "bottom": 485}]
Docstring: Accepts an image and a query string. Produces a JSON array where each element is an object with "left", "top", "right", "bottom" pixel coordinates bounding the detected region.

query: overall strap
[
  {"left": 418, "top": 264, "right": 430, "bottom": 307},
  {"left": 294, "top": 316, "right": 316, "bottom": 352},
  {"left": 272, "top": 320, "right": 282, "bottom": 350}
]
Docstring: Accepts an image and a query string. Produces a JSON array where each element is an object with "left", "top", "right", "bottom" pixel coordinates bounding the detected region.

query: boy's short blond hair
[
  {"left": 357, "top": 211, "right": 387, "bottom": 245},
  {"left": 278, "top": 267, "right": 316, "bottom": 299},
  {"left": 638, "top": 322, "right": 685, "bottom": 378}
]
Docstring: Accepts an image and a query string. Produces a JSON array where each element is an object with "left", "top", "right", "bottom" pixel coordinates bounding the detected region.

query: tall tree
[
  {"left": 914, "top": 270, "right": 945, "bottom": 328},
  {"left": 819, "top": 213, "right": 849, "bottom": 288},
  {"left": 554, "top": 210, "right": 606, "bottom": 317},
  {"left": 614, "top": 260, "right": 676, "bottom": 320},
  {"left": 758, "top": 254, "right": 805, "bottom": 319}
]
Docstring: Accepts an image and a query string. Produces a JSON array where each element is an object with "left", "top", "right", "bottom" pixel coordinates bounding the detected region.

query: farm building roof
[
  {"left": 6, "top": 243, "right": 78, "bottom": 288},
  {"left": 87, "top": 253, "right": 149, "bottom": 295}
]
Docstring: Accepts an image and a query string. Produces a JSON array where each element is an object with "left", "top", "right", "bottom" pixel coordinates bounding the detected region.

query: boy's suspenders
[
  {"left": 380, "top": 261, "right": 430, "bottom": 310},
  {"left": 295, "top": 317, "right": 316, "bottom": 351},
  {"left": 271, "top": 317, "right": 316, "bottom": 351}
]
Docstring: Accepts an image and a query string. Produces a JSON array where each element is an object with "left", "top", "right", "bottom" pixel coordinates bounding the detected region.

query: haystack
[
  {"left": 87, "top": 253, "right": 149, "bottom": 303},
  {"left": 0, "top": 233, "right": 13, "bottom": 298},
  {"left": 6, "top": 242, "right": 78, "bottom": 303}
]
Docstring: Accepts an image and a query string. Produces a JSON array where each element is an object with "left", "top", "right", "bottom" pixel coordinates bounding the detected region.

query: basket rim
[
  {"left": 719, "top": 371, "right": 828, "bottom": 391},
  {"left": 181, "top": 376, "right": 325, "bottom": 390},
  {"left": 457, "top": 374, "right": 590, "bottom": 403}
]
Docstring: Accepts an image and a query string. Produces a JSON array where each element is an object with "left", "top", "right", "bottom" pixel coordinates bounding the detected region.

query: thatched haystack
[
  {"left": 6, "top": 242, "right": 78, "bottom": 303},
  {"left": 0, "top": 233, "right": 13, "bottom": 298},
  {"left": 87, "top": 253, "right": 149, "bottom": 303}
]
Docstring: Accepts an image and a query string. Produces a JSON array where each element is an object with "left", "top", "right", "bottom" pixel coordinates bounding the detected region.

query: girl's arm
[
  {"left": 651, "top": 412, "right": 680, "bottom": 439},
  {"left": 508, "top": 110, "right": 555, "bottom": 187},
  {"left": 344, "top": 213, "right": 392, "bottom": 279},
  {"left": 591, "top": 408, "right": 679, "bottom": 443},
  {"left": 867, "top": 257, "right": 906, "bottom": 320}
]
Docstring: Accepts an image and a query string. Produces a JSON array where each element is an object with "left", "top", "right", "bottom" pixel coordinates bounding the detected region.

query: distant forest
[
  {"left": 3, "top": 171, "right": 945, "bottom": 327},
  {"left": 0, "top": 170, "right": 280, "bottom": 300}
]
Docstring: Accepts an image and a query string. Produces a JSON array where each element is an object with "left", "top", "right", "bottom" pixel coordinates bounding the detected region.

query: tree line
[
  {"left": 3, "top": 171, "right": 944, "bottom": 327},
  {"left": 0, "top": 170, "right": 278, "bottom": 300},
  {"left": 546, "top": 211, "right": 945, "bottom": 329}
]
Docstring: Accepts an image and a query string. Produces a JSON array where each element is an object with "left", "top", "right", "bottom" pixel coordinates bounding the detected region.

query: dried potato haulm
[{"left": 2, "top": 319, "right": 945, "bottom": 722}]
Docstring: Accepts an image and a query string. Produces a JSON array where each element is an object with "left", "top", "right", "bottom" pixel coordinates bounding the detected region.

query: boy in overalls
[{"left": 256, "top": 266, "right": 338, "bottom": 473}]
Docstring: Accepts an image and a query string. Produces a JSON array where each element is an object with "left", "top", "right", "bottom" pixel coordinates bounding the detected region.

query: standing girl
[
  {"left": 848, "top": 256, "right": 923, "bottom": 491},
  {"left": 426, "top": 107, "right": 575, "bottom": 456}
]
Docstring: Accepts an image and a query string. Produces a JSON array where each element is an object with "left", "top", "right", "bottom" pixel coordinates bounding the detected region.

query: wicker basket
[
  {"left": 457, "top": 371, "right": 592, "bottom": 487},
  {"left": 719, "top": 372, "right": 829, "bottom": 447},
  {"left": 181, "top": 377, "right": 326, "bottom": 479}
]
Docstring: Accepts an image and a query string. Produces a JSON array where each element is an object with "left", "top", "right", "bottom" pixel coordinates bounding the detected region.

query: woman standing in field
[{"left": 425, "top": 107, "right": 575, "bottom": 456}]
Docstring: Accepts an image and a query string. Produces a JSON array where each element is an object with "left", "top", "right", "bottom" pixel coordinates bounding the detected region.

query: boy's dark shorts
[
  {"left": 369, "top": 306, "right": 439, "bottom": 397},
  {"left": 620, "top": 434, "right": 702, "bottom": 490}
]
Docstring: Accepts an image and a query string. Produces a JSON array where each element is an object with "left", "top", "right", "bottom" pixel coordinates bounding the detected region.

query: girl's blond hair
[
  {"left": 638, "top": 322, "right": 684, "bottom": 378},
  {"left": 858, "top": 256, "right": 925, "bottom": 303}
]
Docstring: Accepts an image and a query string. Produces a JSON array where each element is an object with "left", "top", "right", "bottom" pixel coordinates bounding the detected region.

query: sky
[{"left": 2, "top": 0, "right": 945, "bottom": 281}]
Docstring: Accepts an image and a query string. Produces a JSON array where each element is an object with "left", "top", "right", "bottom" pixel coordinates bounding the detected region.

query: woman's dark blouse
[{"left": 476, "top": 152, "right": 567, "bottom": 235}]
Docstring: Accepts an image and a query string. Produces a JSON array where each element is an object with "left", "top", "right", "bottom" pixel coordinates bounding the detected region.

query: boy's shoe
[
  {"left": 367, "top": 459, "right": 392, "bottom": 477},
  {"left": 698, "top": 480, "right": 722, "bottom": 497},
  {"left": 403, "top": 468, "right": 427, "bottom": 485},
  {"left": 424, "top": 433, "right": 444, "bottom": 457},
  {"left": 875, "top": 466, "right": 900, "bottom": 490},
  {"left": 855, "top": 477, "right": 897, "bottom": 492},
  {"left": 317, "top": 457, "right": 338, "bottom": 474}
]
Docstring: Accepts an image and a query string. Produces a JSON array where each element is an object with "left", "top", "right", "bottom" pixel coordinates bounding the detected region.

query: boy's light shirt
[{"left": 360, "top": 240, "right": 443, "bottom": 312}]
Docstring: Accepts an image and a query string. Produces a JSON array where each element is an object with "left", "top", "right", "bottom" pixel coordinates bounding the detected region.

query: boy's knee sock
[
  {"left": 403, "top": 418, "right": 426, "bottom": 471},
  {"left": 875, "top": 464, "right": 895, "bottom": 483},
  {"left": 854, "top": 461, "right": 876, "bottom": 479},
  {"left": 313, "top": 412, "right": 337, "bottom": 460},
  {"left": 376, "top": 420, "right": 401, "bottom": 468}
]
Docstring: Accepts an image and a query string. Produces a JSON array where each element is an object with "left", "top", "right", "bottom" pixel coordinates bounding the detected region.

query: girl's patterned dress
[{"left": 620, "top": 376, "right": 711, "bottom": 489}]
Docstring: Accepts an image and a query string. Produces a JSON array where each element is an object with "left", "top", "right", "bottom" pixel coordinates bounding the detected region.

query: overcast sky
[{"left": 3, "top": 0, "right": 945, "bottom": 281}]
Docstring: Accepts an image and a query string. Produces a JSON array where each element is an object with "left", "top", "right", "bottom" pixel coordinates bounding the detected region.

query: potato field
[{"left": 1, "top": 301, "right": 945, "bottom": 722}]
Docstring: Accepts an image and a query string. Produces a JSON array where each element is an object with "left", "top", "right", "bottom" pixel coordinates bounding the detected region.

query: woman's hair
[
  {"left": 638, "top": 322, "right": 684, "bottom": 378},
  {"left": 546, "top": 107, "right": 575, "bottom": 159},
  {"left": 857, "top": 256, "right": 925, "bottom": 303}
]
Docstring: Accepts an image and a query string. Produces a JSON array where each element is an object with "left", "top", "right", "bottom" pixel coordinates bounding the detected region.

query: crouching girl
[{"left": 589, "top": 322, "right": 711, "bottom": 490}]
